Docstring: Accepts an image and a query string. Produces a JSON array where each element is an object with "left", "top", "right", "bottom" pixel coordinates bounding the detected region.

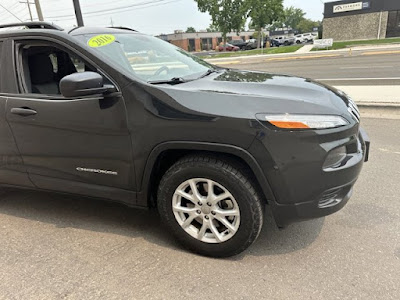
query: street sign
[{"left": 313, "top": 39, "right": 334, "bottom": 48}]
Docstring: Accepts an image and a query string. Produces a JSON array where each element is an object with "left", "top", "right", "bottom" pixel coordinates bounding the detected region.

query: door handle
[{"left": 10, "top": 107, "right": 37, "bottom": 116}]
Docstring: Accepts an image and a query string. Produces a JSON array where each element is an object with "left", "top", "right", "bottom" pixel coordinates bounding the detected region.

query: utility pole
[
  {"left": 72, "top": 0, "right": 84, "bottom": 27},
  {"left": 34, "top": 0, "right": 44, "bottom": 21},
  {"left": 19, "top": 1, "right": 33, "bottom": 21},
  {"left": 110, "top": 17, "right": 114, "bottom": 27}
]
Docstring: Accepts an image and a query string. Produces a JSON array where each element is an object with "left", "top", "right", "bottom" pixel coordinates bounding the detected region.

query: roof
[
  {"left": 0, "top": 22, "right": 138, "bottom": 38},
  {"left": 68, "top": 26, "right": 138, "bottom": 36}
]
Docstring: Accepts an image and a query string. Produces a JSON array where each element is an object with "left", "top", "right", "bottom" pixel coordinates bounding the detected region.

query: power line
[
  {"left": 46, "top": 0, "right": 180, "bottom": 20},
  {"left": 44, "top": 0, "right": 136, "bottom": 14},
  {"left": 0, "top": 2, "right": 21, "bottom": 17},
  {"left": 0, "top": 2, "right": 23, "bottom": 22},
  {"left": 19, "top": 0, "right": 33, "bottom": 21}
]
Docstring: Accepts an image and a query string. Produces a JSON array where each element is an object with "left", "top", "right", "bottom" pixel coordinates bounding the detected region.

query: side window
[{"left": 17, "top": 43, "right": 96, "bottom": 95}]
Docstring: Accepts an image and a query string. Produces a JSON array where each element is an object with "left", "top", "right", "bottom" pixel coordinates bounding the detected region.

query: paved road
[
  {"left": 209, "top": 50, "right": 400, "bottom": 86},
  {"left": 0, "top": 118, "right": 399, "bottom": 300}
]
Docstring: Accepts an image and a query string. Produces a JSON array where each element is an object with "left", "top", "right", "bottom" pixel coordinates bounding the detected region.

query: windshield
[{"left": 78, "top": 33, "right": 213, "bottom": 83}]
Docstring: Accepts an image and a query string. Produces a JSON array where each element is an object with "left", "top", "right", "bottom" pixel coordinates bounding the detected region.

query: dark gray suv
[{"left": 0, "top": 22, "right": 369, "bottom": 257}]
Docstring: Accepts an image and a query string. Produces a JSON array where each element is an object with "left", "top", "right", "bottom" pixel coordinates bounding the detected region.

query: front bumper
[{"left": 250, "top": 124, "right": 370, "bottom": 227}]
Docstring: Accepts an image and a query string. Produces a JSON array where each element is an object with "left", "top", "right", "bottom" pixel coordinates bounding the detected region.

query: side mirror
[{"left": 60, "top": 71, "right": 108, "bottom": 98}]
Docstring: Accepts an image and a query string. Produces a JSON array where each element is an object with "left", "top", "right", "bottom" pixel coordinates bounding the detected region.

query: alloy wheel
[{"left": 172, "top": 178, "right": 241, "bottom": 244}]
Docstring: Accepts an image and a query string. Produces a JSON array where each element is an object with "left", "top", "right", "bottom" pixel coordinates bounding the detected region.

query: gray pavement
[
  {"left": 0, "top": 117, "right": 399, "bottom": 300},
  {"left": 209, "top": 51, "right": 400, "bottom": 86},
  {"left": 208, "top": 50, "right": 400, "bottom": 107}
]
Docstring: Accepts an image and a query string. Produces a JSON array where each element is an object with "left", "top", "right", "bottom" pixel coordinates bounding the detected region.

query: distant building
[
  {"left": 323, "top": 0, "right": 400, "bottom": 41},
  {"left": 158, "top": 30, "right": 259, "bottom": 52},
  {"left": 270, "top": 29, "right": 295, "bottom": 38}
]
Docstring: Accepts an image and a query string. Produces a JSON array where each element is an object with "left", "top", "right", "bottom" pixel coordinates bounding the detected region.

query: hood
[{"left": 155, "top": 69, "right": 352, "bottom": 120}]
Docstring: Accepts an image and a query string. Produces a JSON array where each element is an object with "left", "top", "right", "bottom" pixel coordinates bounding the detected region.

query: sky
[{"left": 0, "top": 0, "right": 337, "bottom": 35}]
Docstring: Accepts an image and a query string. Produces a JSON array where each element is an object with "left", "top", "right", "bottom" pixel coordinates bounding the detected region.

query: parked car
[
  {"left": 271, "top": 36, "right": 295, "bottom": 47},
  {"left": 229, "top": 39, "right": 248, "bottom": 50},
  {"left": 302, "top": 33, "right": 317, "bottom": 43},
  {"left": 0, "top": 22, "right": 369, "bottom": 258},
  {"left": 295, "top": 34, "right": 307, "bottom": 44},
  {"left": 245, "top": 38, "right": 270, "bottom": 50},
  {"left": 270, "top": 38, "right": 281, "bottom": 47},
  {"left": 216, "top": 43, "right": 240, "bottom": 52},
  {"left": 245, "top": 40, "right": 258, "bottom": 50}
]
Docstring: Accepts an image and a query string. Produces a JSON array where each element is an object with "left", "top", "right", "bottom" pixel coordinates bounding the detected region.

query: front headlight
[{"left": 256, "top": 114, "right": 349, "bottom": 130}]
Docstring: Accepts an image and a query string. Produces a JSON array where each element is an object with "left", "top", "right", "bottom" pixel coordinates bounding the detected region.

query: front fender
[{"left": 136, "top": 141, "right": 277, "bottom": 208}]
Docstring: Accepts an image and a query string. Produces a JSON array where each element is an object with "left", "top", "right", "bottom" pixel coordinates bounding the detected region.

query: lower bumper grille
[{"left": 318, "top": 187, "right": 344, "bottom": 208}]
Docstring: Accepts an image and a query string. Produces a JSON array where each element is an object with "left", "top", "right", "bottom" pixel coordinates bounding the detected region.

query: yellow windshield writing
[{"left": 88, "top": 34, "right": 116, "bottom": 48}]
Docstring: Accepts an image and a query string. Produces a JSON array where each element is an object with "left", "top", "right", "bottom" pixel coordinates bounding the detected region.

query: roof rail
[
  {"left": 108, "top": 26, "right": 137, "bottom": 32},
  {"left": 0, "top": 22, "right": 63, "bottom": 31}
]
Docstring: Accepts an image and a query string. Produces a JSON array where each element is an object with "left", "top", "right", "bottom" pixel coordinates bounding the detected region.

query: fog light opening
[{"left": 323, "top": 146, "right": 347, "bottom": 169}]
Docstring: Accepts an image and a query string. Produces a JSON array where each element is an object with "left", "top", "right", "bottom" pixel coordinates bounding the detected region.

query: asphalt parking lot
[{"left": 0, "top": 117, "right": 399, "bottom": 300}]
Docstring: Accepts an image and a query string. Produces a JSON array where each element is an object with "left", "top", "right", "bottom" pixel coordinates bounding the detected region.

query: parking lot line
[
  {"left": 361, "top": 50, "right": 400, "bottom": 56},
  {"left": 212, "top": 60, "right": 242, "bottom": 65},
  {"left": 317, "top": 77, "right": 400, "bottom": 81},
  {"left": 265, "top": 54, "right": 341, "bottom": 61},
  {"left": 339, "top": 66, "right": 393, "bottom": 69}
]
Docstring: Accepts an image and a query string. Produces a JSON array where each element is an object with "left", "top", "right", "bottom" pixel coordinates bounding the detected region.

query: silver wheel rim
[{"left": 172, "top": 178, "right": 241, "bottom": 244}]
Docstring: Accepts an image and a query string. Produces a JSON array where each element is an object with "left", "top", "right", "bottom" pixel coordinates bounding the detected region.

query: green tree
[
  {"left": 186, "top": 27, "right": 196, "bottom": 33},
  {"left": 283, "top": 6, "right": 305, "bottom": 29},
  {"left": 247, "top": 0, "right": 284, "bottom": 48},
  {"left": 269, "top": 6, "right": 305, "bottom": 30},
  {"left": 195, "top": 0, "right": 248, "bottom": 44},
  {"left": 206, "top": 23, "right": 219, "bottom": 32},
  {"left": 297, "top": 18, "right": 320, "bottom": 33}
]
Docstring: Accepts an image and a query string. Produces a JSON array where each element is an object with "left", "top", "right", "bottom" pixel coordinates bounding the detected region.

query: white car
[
  {"left": 295, "top": 33, "right": 318, "bottom": 44},
  {"left": 295, "top": 34, "right": 306, "bottom": 44}
]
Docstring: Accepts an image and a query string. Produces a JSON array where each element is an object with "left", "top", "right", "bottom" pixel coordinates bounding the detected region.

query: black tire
[{"left": 157, "top": 155, "right": 264, "bottom": 258}]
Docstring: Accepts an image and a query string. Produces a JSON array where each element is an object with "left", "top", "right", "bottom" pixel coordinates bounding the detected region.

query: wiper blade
[
  {"left": 199, "top": 68, "right": 217, "bottom": 79},
  {"left": 148, "top": 77, "right": 187, "bottom": 85}
]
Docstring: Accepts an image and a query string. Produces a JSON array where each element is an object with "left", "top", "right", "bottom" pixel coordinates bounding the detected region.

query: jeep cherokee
[{"left": 0, "top": 22, "right": 370, "bottom": 257}]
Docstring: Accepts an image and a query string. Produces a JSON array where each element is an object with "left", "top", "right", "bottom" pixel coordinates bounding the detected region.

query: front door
[{"left": 5, "top": 39, "right": 135, "bottom": 203}]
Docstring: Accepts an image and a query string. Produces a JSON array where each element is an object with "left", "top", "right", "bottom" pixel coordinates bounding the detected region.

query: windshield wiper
[
  {"left": 148, "top": 77, "right": 187, "bottom": 85},
  {"left": 199, "top": 68, "right": 217, "bottom": 79}
]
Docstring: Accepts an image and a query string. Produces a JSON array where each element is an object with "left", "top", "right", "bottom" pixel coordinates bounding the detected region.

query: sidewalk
[{"left": 334, "top": 86, "right": 400, "bottom": 108}]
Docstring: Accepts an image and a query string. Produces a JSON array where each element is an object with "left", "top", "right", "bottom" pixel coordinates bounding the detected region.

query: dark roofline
[{"left": 0, "top": 22, "right": 63, "bottom": 31}]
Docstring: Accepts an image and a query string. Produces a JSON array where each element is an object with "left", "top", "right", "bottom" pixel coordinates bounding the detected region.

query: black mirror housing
[{"left": 60, "top": 72, "right": 107, "bottom": 98}]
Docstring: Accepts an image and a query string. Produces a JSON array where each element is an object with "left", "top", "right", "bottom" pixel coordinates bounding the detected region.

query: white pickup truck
[{"left": 272, "top": 36, "right": 295, "bottom": 46}]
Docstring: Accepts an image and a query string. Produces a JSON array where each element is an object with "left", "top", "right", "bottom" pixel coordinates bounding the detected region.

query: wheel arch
[{"left": 136, "top": 141, "right": 276, "bottom": 208}]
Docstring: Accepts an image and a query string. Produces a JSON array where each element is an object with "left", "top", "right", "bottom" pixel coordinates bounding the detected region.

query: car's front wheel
[{"left": 157, "top": 155, "right": 264, "bottom": 257}]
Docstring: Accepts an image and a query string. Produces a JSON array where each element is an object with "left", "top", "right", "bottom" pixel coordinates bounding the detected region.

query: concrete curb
[
  {"left": 359, "top": 105, "right": 400, "bottom": 119},
  {"left": 356, "top": 102, "right": 400, "bottom": 109}
]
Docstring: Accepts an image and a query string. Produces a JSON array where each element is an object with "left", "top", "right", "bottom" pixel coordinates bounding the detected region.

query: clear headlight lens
[{"left": 257, "top": 114, "right": 349, "bottom": 130}]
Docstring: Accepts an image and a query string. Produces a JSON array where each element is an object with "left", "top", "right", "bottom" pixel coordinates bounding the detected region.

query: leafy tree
[
  {"left": 269, "top": 6, "right": 306, "bottom": 30},
  {"left": 186, "top": 27, "right": 196, "bottom": 33},
  {"left": 297, "top": 19, "right": 320, "bottom": 33},
  {"left": 206, "top": 23, "right": 219, "bottom": 32},
  {"left": 251, "top": 30, "right": 266, "bottom": 41},
  {"left": 283, "top": 6, "right": 305, "bottom": 29},
  {"left": 247, "top": 0, "right": 284, "bottom": 48},
  {"left": 195, "top": 0, "right": 248, "bottom": 43}
]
